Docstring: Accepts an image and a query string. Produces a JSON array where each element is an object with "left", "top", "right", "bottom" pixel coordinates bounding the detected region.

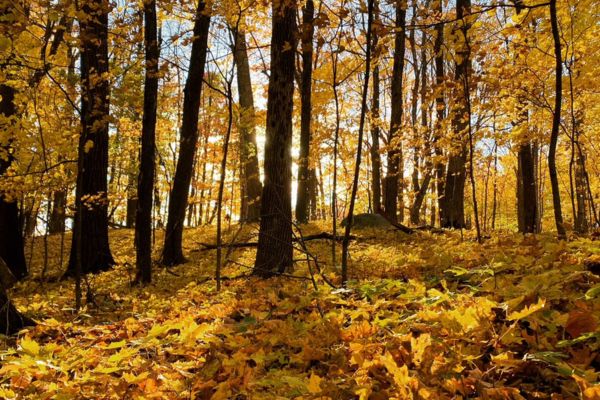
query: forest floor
[{"left": 1, "top": 223, "right": 600, "bottom": 399}]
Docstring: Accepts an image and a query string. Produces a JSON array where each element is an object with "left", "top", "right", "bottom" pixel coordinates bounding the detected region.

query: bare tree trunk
[
  {"left": 440, "top": 0, "right": 470, "bottom": 229},
  {"left": 433, "top": 0, "right": 445, "bottom": 226},
  {"left": 232, "top": 28, "right": 262, "bottom": 222},
  {"left": 161, "top": 0, "right": 211, "bottom": 265},
  {"left": 48, "top": 189, "right": 66, "bottom": 234},
  {"left": 295, "top": 0, "right": 315, "bottom": 224},
  {"left": 341, "top": 0, "right": 374, "bottom": 284},
  {"left": 370, "top": 64, "right": 382, "bottom": 214},
  {"left": 512, "top": 0, "right": 538, "bottom": 234},
  {"left": 135, "top": 0, "right": 159, "bottom": 284},
  {"left": 548, "top": 0, "right": 566, "bottom": 238},
  {"left": 383, "top": 0, "right": 406, "bottom": 223},
  {"left": 254, "top": 0, "right": 297, "bottom": 277},
  {"left": 0, "top": 82, "right": 28, "bottom": 280},
  {"left": 67, "top": 0, "right": 115, "bottom": 276},
  {"left": 216, "top": 76, "right": 234, "bottom": 291},
  {"left": 410, "top": 25, "right": 432, "bottom": 225}
]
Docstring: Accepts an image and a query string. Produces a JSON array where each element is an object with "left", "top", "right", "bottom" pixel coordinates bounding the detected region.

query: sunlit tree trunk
[
  {"left": 410, "top": 26, "right": 432, "bottom": 225},
  {"left": 371, "top": 66, "right": 382, "bottom": 214},
  {"left": 295, "top": 0, "right": 315, "bottom": 224},
  {"left": 254, "top": 0, "right": 297, "bottom": 277},
  {"left": 161, "top": 0, "right": 211, "bottom": 265},
  {"left": 232, "top": 28, "right": 262, "bottom": 222}
]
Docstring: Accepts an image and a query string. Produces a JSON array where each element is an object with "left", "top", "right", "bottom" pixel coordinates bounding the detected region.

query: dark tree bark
[
  {"left": 517, "top": 143, "right": 538, "bottom": 233},
  {"left": 370, "top": 0, "right": 382, "bottom": 215},
  {"left": 512, "top": 0, "right": 538, "bottom": 234},
  {"left": 440, "top": 0, "right": 470, "bottom": 229},
  {"left": 410, "top": 26, "right": 432, "bottom": 226},
  {"left": 0, "top": 1, "right": 27, "bottom": 281},
  {"left": 341, "top": 0, "right": 375, "bottom": 284},
  {"left": 548, "top": 0, "right": 566, "bottom": 238},
  {"left": 66, "top": 0, "right": 114, "bottom": 276},
  {"left": 126, "top": 193, "right": 137, "bottom": 228},
  {"left": 135, "top": 0, "right": 160, "bottom": 284},
  {"left": 48, "top": 189, "right": 66, "bottom": 234},
  {"left": 160, "top": 0, "right": 211, "bottom": 265},
  {"left": 295, "top": 0, "right": 315, "bottom": 224},
  {"left": 433, "top": 0, "right": 446, "bottom": 226},
  {"left": 371, "top": 65, "right": 382, "bottom": 214},
  {"left": 0, "top": 83, "right": 28, "bottom": 280},
  {"left": 383, "top": 0, "right": 406, "bottom": 223},
  {"left": 253, "top": 0, "right": 297, "bottom": 277},
  {"left": 232, "top": 28, "right": 262, "bottom": 222},
  {"left": 0, "top": 284, "right": 35, "bottom": 335},
  {"left": 574, "top": 147, "right": 588, "bottom": 233}
]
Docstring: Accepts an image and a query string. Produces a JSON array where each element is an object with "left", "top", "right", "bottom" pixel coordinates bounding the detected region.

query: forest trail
[{"left": 2, "top": 225, "right": 600, "bottom": 399}]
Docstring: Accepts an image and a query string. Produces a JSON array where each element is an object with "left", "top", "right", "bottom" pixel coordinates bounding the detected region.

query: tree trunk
[
  {"left": 440, "top": 0, "right": 470, "bottom": 229},
  {"left": 66, "top": 0, "right": 114, "bottom": 276},
  {"left": 383, "top": 0, "right": 406, "bottom": 223},
  {"left": 341, "top": 0, "right": 375, "bottom": 284},
  {"left": 0, "top": 284, "right": 35, "bottom": 335},
  {"left": 574, "top": 141, "right": 588, "bottom": 233},
  {"left": 512, "top": 0, "right": 538, "bottom": 235},
  {"left": 548, "top": 0, "right": 566, "bottom": 238},
  {"left": 126, "top": 192, "right": 137, "bottom": 228},
  {"left": 295, "top": 0, "right": 315, "bottom": 224},
  {"left": 160, "top": 0, "right": 211, "bottom": 265},
  {"left": 48, "top": 189, "right": 66, "bottom": 234},
  {"left": 0, "top": 93, "right": 28, "bottom": 280},
  {"left": 433, "top": 0, "right": 446, "bottom": 227},
  {"left": 410, "top": 26, "right": 432, "bottom": 226},
  {"left": 135, "top": 0, "right": 159, "bottom": 284},
  {"left": 232, "top": 28, "right": 262, "bottom": 222},
  {"left": 254, "top": 0, "right": 297, "bottom": 277},
  {"left": 371, "top": 63, "right": 383, "bottom": 215},
  {"left": 517, "top": 143, "right": 537, "bottom": 233}
]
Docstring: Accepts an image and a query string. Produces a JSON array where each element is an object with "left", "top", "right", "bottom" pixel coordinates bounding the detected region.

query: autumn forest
[{"left": 1, "top": 0, "right": 600, "bottom": 398}]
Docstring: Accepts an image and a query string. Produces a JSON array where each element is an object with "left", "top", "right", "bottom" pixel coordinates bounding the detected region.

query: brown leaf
[{"left": 565, "top": 310, "right": 598, "bottom": 338}]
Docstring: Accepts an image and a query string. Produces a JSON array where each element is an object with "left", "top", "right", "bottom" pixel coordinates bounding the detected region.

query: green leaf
[{"left": 584, "top": 284, "right": 600, "bottom": 300}]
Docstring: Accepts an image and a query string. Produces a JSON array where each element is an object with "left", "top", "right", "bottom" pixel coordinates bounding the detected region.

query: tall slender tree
[
  {"left": 0, "top": 84, "right": 27, "bottom": 280},
  {"left": 161, "top": 0, "right": 211, "bottom": 265},
  {"left": 370, "top": 1, "right": 382, "bottom": 215},
  {"left": 384, "top": 0, "right": 406, "bottom": 223},
  {"left": 0, "top": 1, "right": 28, "bottom": 280},
  {"left": 296, "top": 0, "right": 315, "bottom": 224},
  {"left": 433, "top": 0, "right": 446, "bottom": 226},
  {"left": 548, "top": 0, "right": 565, "bottom": 238},
  {"left": 135, "top": 0, "right": 160, "bottom": 283},
  {"left": 66, "top": 0, "right": 114, "bottom": 275},
  {"left": 341, "top": 0, "right": 374, "bottom": 284},
  {"left": 440, "top": 0, "right": 470, "bottom": 229},
  {"left": 254, "top": 0, "right": 297, "bottom": 277},
  {"left": 232, "top": 27, "right": 262, "bottom": 222},
  {"left": 513, "top": 0, "right": 538, "bottom": 234}
]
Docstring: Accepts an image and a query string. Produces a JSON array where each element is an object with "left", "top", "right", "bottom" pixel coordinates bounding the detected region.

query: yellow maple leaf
[{"left": 507, "top": 299, "right": 545, "bottom": 321}]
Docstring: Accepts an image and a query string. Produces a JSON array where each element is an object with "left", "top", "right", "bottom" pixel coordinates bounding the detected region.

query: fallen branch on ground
[{"left": 195, "top": 232, "right": 356, "bottom": 251}]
